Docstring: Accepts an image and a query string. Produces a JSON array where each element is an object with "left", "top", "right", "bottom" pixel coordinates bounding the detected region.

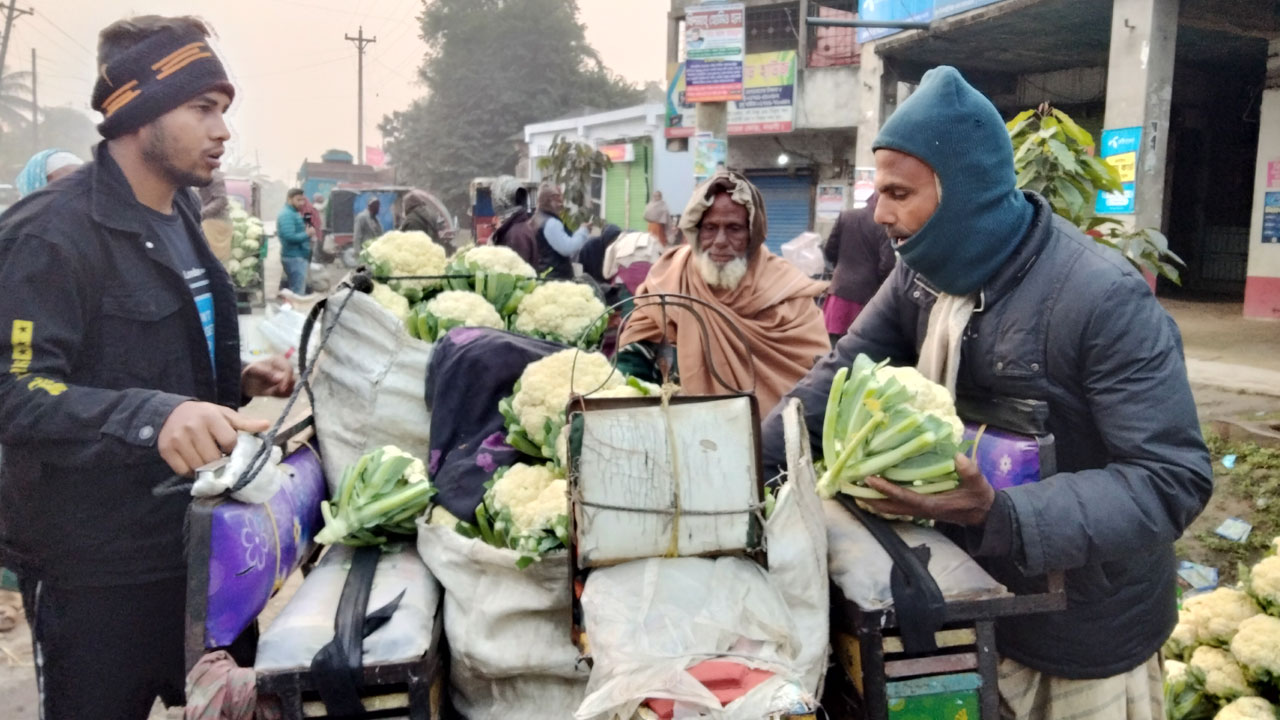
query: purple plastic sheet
[
  {"left": 204, "top": 446, "right": 326, "bottom": 649},
  {"left": 963, "top": 423, "right": 1043, "bottom": 491}
]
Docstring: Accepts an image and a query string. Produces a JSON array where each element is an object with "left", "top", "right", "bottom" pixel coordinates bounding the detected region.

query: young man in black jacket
[{"left": 0, "top": 16, "right": 294, "bottom": 719}]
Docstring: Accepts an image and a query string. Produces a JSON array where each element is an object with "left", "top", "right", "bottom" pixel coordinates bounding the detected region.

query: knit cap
[
  {"left": 91, "top": 23, "right": 234, "bottom": 139},
  {"left": 872, "top": 66, "right": 1033, "bottom": 295}
]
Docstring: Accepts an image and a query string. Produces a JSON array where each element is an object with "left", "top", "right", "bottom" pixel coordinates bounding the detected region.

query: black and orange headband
[{"left": 91, "top": 27, "right": 234, "bottom": 139}]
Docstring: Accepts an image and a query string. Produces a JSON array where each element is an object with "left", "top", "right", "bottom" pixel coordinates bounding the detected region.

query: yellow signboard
[{"left": 1106, "top": 151, "right": 1136, "bottom": 183}]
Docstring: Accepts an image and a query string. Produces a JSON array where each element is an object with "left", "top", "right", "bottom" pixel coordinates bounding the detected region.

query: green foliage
[
  {"left": 379, "top": 0, "right": 642, "bottom": 217},
  {"left": 536, "top": 135, "right": 611, "bottom": 231},
  {"left": 1007, "top": 103, "right": 1184, "bottom": 284}
]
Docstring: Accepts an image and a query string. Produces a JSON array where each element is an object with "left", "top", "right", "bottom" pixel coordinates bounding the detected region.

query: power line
[
  {"left": 34, "top": 11, "right": 93, "bottom": 59},
  {"left": 233, "top": 51, "right": 351, "bottom": 80}
]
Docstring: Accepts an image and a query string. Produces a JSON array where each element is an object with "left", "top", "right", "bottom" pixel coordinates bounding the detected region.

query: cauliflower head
[
  {"left": 381, "top": 445, "right": 429, "bottom": 484},
  {"left": 1165, "top": 659, "right": 1189, "bottom": 686},
  {"left": 1189, "top": 645, "right": 1254, "bottom": 700},
  {"left": 509, "top": 349, "right": 625, "bottom": 447},
  {"left": 1217, "top": 697, "right": 1278, "bottom": 720},
  {"left": 489, "top": 463, "right": 567, "bottom": 536},
  {"left": 877, "top": 364, "right": 964, "bottom": 440},
  {"left": 1229, "top": 614, "right": 1280, "bottom": 688},
  {"left": 369, "top": 282, "right": 411, "bottom": 322},
  {"left": 1186, "top": 587, "right": 1262, "bottom": 647},
  {"left": 457, "top": 245, "right": 535, "bottom": 277},
  {"left": 513, "top": 280, "right": 608, "bottom": 348},
  {"left": 1164, "top": 607, "right": 1199, "bottom": 661},
  {"left": 364, "top": 230, "right": 448, "bottom": 300},
  {"left": 428, "top": 504, "right": 460, "bottom": 527},
  {"left": 1247, "top": 555, "right": 1280, "bottom": 615},
  {"left": 424, "top": 290, "right": 504, "bottom": 330}
]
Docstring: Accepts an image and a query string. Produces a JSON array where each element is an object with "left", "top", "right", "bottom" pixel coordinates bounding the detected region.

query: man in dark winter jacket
[
  {"left": 822, "top": 192, "right": 895, "bottom": 344},
  {"left": 0, "top": 15, "right": 295, "bottom": 719},
  {"left": 763, "top": 66, "right": 1211, "bottom": 718},
  {"left": 529, "top": 181, "right": 590, "bottom": 279}
]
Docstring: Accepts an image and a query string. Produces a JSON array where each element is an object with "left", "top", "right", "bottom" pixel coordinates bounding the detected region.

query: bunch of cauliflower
[
  {"left": 1162, "top": 542, "right": 1280, "bottom": 720},
  {"left": 224, "top": 200, "right": 264, "bottom": 288},
  {"left": 512, "top": 280, "right": 608, "bottom": 350},
  {"left": 456, "top": 462, "right": 571, "bottom": 569},
  {"left": 499, "top": 348, "right": 655, "bottom": 464},
  {"left": 362, "top": 230, "right": 448, "bottom": 303},
  {"left": 406, "top": 290, "right": 504, "bottom": 342},
  {"left": 444, "top": 245, "right": 538, "bottom": 319}
]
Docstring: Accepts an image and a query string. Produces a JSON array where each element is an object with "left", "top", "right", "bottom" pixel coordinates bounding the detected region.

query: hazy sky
[{"left": 5, "top": 0, "right": 668, "bottom": 180}]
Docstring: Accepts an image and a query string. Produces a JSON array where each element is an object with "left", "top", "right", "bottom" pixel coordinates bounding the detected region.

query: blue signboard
[
  {"left": 1094, "top": 127, "right": 1142, "bottom": 215},
  {"left": 858, "top": 0, "right": 1006, "bottom": 42},
  {"left": 1263, "top": 192, "right": 1280, "bottom": 244}
]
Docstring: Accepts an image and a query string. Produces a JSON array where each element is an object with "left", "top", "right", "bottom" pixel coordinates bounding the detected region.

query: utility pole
[
  {"left": 30, "top": 46, "right": 36, "bottom": 149},
  {"left": 344, "top": 26, "right": 376, "bottom": 165},
  {"left": 0, "top": 0, "right": 34, "bottom": 74}
]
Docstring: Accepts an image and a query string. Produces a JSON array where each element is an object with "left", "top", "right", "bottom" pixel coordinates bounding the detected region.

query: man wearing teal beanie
[{"left": 764, "top": 67, "right": 1210, "bottom": 717}]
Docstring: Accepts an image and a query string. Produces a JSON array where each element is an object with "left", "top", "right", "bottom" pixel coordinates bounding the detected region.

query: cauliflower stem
[{"left": 817, "top": 353, "right": 966, "bottom": 502}]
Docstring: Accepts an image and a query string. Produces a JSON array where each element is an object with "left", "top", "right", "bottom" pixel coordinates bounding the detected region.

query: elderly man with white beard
[{"left": 616, "top": 171, "right": 830, "bottom": 412}]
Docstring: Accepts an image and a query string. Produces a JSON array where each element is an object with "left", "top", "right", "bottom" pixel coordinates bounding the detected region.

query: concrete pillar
[
  {"left": 1100, "top": 0, "right": 1179, "bottom": 235},
  {"left": 695, "top": 102, "right": 729, "bottom": 141},
  {"left": 1243, "top": 39, "right": 1280, "bottom": 319},
  {"left": 854, "top": 41, "right": 897, "bottom": 168}
]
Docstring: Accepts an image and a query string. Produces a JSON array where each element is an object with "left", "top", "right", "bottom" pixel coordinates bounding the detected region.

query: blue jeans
[{"left": 281, "top": 256, "right": 309, "bottom": 294}]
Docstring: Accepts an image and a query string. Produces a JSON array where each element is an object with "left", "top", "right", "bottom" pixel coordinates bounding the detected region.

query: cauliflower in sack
[
  {"left": 1185, "top": 587, "right": 1262, "bottom": 648},
  {"left": 369, "top": 282, "right": 410, "bottom": 322},
  {"left": 427, "top": 504, "right": 460, "bottom": 527},
  {"left": 362, "top": 230, "right": 448, "bottom": 302},
  {"left": 499, "top": 349, "right": 649, "bottom": 462},
  {"left": 467, "top": 462, "right": 570, "bottom": 568},
  {"left": 445, "top": 245, "right": 539, "bottom": 318},
  {"left": 1246, "top": 554, "right": 1280, "bottom": 616},
  {"left": 1217, "top": 697, "right": 1279, "bottom": 720},
  {"left": 1189, "top": 645, "right": 1254, "bottom": 701},
  {"left": 1229, "top": 614, "right": 1280, "bottom": 689},
  {"left": 405, "top": 290, "right": 504, "bottom": 342},
  {"left": 452, "top": 245, "right": 536, "bottom": 278},
  {"left": 512, "top": 280, "right": 608, "bottom": 349},
  {"left": 1163, "top": 659, "right": 1218, "bottom": 720}
]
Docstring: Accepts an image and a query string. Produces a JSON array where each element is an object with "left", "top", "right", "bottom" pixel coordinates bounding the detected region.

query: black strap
[
  {"left": 836, "top": 494, "right": 946, "bottom": 654},
  {"left": 310, "top": 546, "right": 406, "bottom": 714}
]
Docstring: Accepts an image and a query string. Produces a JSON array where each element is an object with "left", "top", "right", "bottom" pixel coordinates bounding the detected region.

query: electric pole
[
  {"left": 344, "top": 26, "right": 376, "bottom": 165},
  {"left": 0, "top": 0, "right": 34, "bottom": 74}
]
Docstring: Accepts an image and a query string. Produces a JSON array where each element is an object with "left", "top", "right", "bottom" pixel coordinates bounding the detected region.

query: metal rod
[{"left": 805, "top": 17, "right": 931, "bottom": 29}]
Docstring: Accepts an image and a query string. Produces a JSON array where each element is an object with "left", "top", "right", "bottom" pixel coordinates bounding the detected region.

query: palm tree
[{"left": 0, "top": 67, "right": 34, "bottom": 131}]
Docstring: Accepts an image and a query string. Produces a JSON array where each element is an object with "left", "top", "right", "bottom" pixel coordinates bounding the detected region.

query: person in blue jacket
[{"left": 276, "top": 187, "right": 315, "bottom": 294}]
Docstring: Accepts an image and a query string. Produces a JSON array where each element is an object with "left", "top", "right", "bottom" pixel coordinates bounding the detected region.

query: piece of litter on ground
[
  {"left": 1215, "top": 517, "right": 1253, "bottom": 543},
  {"left": 1222, "top": 454, "right": 1237, "bottom": 469},
  {"left": 1178, "top": 561, "right": 1219, "bottom": 591}
]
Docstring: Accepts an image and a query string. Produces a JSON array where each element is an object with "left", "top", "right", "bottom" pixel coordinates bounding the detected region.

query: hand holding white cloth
[{"left": 190, "top": 431, "right": 285, "bottom": 504}]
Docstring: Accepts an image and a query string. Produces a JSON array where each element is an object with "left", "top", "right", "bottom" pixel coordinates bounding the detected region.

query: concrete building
[
  {"left": 667, "top": 0, "right": 867, "bottom": 254},
  {"left": 523, "top": 104, "right": 695, "bottom": 232},
  {"left": 665, "top": 0, "right": 1280, "bottom": 318}
]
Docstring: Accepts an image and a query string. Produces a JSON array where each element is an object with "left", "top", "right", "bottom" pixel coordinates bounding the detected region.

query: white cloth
[
  {"left": 916, "top": 291, "right": 977, "bottom": 394},
  {"left": 190, "top": 432, "right": 284, "bottom": 504},
  {"left": 998, "top": 654, "right": 1163, "bottom": 720}
]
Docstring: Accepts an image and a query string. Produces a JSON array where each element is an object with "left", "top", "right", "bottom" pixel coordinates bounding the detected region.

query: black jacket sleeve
[
  {"left": 0, "top": 233, "right": 190, "bottom": 467},
  {"left": 999, "top": 275, "right": 1213, "bottom": 575},
  {"left": 761, "top": 267, "right": 919, "bottom": 474}
]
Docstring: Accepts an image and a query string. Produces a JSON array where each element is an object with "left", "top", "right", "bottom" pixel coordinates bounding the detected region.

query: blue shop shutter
[{"left": 746, "top": 172, "right": 813, "bottom": 256}]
